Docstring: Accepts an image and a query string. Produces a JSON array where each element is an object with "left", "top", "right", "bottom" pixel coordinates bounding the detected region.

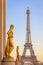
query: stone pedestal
[
  {"left": 1, "top": 58, "right": 15, "bottom": 65},
  {"left": 15, "top": 61, "right": 22, "bottom": 65}
]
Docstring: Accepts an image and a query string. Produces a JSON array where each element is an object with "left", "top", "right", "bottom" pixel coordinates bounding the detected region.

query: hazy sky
[{"left": 6, "top": 0, "right": 43, "bottom": 62}]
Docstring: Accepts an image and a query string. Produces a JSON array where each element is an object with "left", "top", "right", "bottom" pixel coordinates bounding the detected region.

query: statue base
[
  {"left": 1, "top": 58, "right": 15, "bottom": 65},
  {"left": 15, "top": 61, "right": 22, "bottom": 65}
]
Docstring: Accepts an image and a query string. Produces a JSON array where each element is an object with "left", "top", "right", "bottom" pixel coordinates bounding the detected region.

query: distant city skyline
[{"left": 6, "top": 0, "right": 43, "bottom": 62}]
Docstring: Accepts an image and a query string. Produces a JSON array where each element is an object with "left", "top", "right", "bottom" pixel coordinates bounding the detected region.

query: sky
[{"left": 6, "top": 0, "right": 43, "bottom": 62}]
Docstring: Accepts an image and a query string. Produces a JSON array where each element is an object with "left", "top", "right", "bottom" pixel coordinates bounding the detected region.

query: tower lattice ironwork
[{"left": 21, "top": 8, "right": 40, "bottom": 65}]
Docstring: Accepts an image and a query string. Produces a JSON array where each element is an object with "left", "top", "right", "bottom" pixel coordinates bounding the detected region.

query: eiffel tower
[{"left": 21, "top": 8, "right": 40, "bottom": 65}]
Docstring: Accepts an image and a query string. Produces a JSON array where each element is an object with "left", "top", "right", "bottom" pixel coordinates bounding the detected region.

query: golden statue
[
  {"left": 16, "top": 46, "right": 20, "bottom": 61},
  {"left": 5, "top": 24, "right": 14, "bottom": 59}
]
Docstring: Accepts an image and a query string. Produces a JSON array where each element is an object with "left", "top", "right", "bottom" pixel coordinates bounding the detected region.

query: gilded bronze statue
[
  {"left": 16, "top": 46, "right": 20, "bottom": 61},
  {"left": 5, "top": 24, "right": 14, "bottom": 59}
]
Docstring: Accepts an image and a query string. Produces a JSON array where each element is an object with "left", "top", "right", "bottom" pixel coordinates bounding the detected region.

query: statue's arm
[{"left": 7, "top": 29, "right": 12, "bottom": 35}]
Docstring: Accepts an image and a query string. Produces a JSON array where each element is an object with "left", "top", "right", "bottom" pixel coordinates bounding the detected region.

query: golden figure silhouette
[
  {"left": 5, "top": 24, "right": 14, "bottom": 59},
  {"left": 16, "top": 46, "right": 20, "bottom": 61}
]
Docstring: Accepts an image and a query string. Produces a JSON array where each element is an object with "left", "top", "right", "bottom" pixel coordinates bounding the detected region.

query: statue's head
[
  {"left": 17, "top": 46, "right": 19, "bottom": 50},
  {"left": 10, "top": 24, "right": 14, "bottom": 30}
]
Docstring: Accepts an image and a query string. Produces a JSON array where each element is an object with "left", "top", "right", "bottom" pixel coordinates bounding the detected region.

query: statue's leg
[
  {"left": 8, "top": 38, "right": 14, "bottom": 56},
  {"left": 18, "top": 55, "right": 20, "bottom": 61},
  {"left": 8, "top": 47, "right": 13, "bottom": 57},
  {"left": 5, "top": 39, "right": 9, "bottom": 57}
]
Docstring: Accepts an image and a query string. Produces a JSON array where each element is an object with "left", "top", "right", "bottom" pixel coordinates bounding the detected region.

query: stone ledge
[{"left": 1, "top": 60, "right": 15, "bottom": 65}]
